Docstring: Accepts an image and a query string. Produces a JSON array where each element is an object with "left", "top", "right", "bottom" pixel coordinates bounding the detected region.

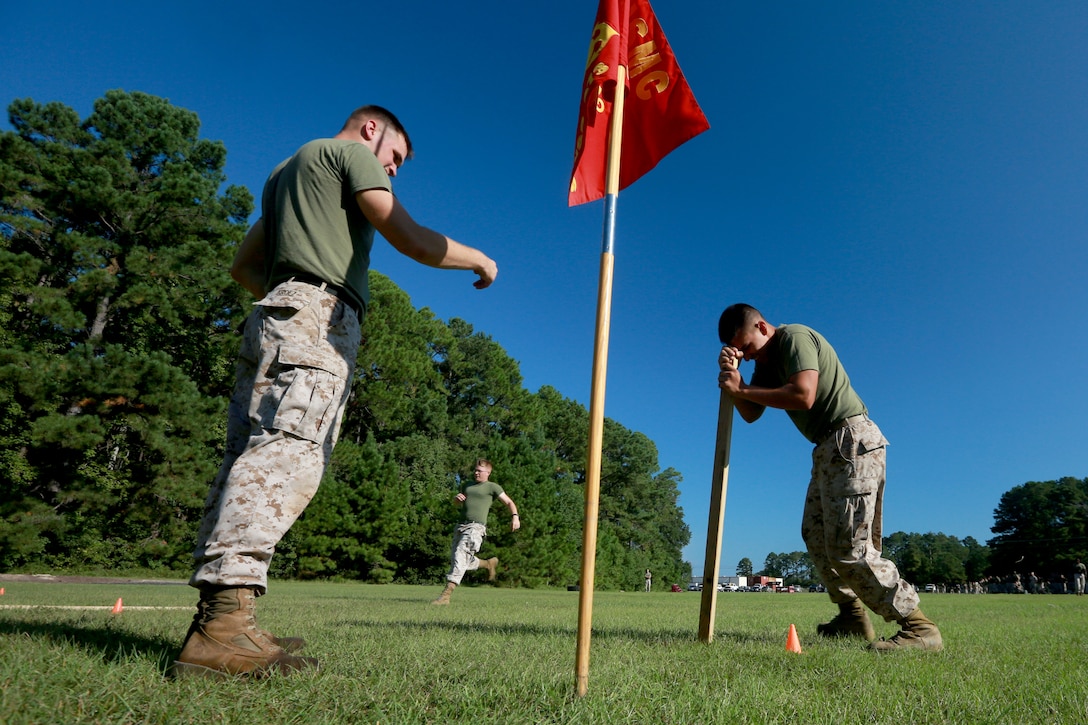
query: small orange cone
[
  {"left": 786, "top": 623, "right": 802, "bottom": 653},
  {"left": 111, "top": 597, "right": 123, "bottom": 614},
  {"left": 0, "top": 587, "right": 5, "bottom": 595}
]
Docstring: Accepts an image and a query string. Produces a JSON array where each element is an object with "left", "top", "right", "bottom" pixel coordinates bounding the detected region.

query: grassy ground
[{"left": 1, "top": 579, "right": 1086, "bottom": 724}]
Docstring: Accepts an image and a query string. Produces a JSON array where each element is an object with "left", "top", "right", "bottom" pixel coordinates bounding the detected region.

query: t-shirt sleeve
[
  {"left": 781, "top": 329, "right": 820, "bottom": 378},
  {"left": 488, "top": 482, "right": 506, "bottom": 498},
  {"left": 344, "top": 144, "right": 392, "bottom": 195}
]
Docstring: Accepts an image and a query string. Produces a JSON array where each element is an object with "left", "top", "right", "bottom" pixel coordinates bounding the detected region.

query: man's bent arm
[
  {"left": 732, "top": 370, "right": 818, "bottom": 412},
  {"left": 356, "top": 189, "right": 497, "bottom": 289},
  {"left": 498, "top": 493, "right": 520, "bottom": 531},
  {"left": 230, "top": 218, "right": 267, "bottom": 299}
]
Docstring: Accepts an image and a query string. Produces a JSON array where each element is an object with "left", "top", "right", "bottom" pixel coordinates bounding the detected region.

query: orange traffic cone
[
  {"left": 785, "top": 623, "right": 802, "bottom": 653},
  {"left": 110, "top": 597, "right": 123, "bottom": 614},
  {"left": 0, "top": 587, "right": 5, "bottom": 595}
]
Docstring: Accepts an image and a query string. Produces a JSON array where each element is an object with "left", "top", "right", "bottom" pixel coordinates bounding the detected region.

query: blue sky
[{"left": 4, "top": 1, "right": 1086, "bottom": 579}]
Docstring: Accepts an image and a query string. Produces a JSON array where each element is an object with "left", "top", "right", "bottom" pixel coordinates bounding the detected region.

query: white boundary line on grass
[{"left": 0, "top": 600, "right": 190, "bottom": 605}]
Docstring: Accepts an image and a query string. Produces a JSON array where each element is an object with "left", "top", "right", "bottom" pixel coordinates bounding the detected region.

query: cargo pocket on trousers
[
  {"left": 833, "top": 423, "right": 889, "bottom": 495},
  {"left": 835, "top": 423, "right": 888, "bottom": 461},
  {"left": 270, "top": 344, "right": 351, "bottom": 443}
]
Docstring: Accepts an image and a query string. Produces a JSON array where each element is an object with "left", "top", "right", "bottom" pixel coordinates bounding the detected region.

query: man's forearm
[
  {"left": 731, "top": 396, "right": 765, "bottom": 423},
  {"left": 388, "top": 219, "right": 490, "bottom": 274},
  {"left": 359, "top": 191, "right": 496, "bottom": 287},
  {"left": 733, "top": 382, "right": 813, "bottom": 412}
]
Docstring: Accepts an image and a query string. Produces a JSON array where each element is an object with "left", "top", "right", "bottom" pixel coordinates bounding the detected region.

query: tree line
[
  {"left": 0, "top": 90, "right": 690, "bottom": 590},
  {"left": 734, "top": 532, "right": 990, "bottom": 590},
  {"left": 740, "top": 474, "right": 1088, "bottom": 591}
]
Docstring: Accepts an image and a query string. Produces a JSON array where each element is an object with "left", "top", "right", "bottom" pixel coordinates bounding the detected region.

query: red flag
[{"left": 568, "top": 0, "right": 710, "bottom": 206}]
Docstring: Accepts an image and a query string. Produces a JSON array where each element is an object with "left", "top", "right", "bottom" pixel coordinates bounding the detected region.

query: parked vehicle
[
  {"left": 687, "top": 582, "right": 703, "bottom": 591},
  {"left": 924, "top": 583, "right": 937, "bottom": 593}
]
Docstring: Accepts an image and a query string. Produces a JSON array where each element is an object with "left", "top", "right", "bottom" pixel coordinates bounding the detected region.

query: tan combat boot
[
  {"left": 871, "top": 608, "right": 943, "bottom": 652},
  {"left": 432, "top": 582, "right": 456, "bottom": 605},
  {"left": 816, "top": 599, "right": 876, "bottom": 640},
  {"left": 170, "top": 587, "right": 319, "bottom": 679},
  {"left": 479, "top": 557, "right": 499, "bottom": 582}
]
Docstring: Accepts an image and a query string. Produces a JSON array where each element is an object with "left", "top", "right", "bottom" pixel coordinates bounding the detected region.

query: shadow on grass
[
  {"left": 338, "top": 617, "right": 766, "bottom": 646},
  {"left": 0, "top": 617, "right": 179, "bottom": 673}
]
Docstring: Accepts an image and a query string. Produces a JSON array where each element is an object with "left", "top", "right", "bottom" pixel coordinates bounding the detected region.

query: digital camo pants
[
  {"left": 190, "top": 281, "right": 360, "bottom": 594},
  {"left": 446, "top": 523, "right": 487, "bottom": 585},
  {"left": 800, "top": 417, "right": 920, "bottom": 621}
]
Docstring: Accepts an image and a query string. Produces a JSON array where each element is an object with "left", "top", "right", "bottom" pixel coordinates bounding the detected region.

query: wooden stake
[{"left": 698, "top": 389, "right": 735, "bottom": 642}]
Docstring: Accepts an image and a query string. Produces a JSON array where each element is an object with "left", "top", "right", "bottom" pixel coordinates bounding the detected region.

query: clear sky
[{"left": 4, "top": 1, "right": 1086, "bottom": 578}]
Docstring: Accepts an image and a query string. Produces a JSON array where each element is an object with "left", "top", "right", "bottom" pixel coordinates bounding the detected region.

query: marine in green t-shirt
[
  {"left": 176, "top": 104, "right": 500, "bottom": 678},
  {"left": 432, "top": 459, "right": 521, "bottom": 605},
  {"left": 716, "top": 303, "right": 943, "bottom": 653}
]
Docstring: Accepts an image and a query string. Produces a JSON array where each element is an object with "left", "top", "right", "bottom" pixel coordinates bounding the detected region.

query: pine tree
[{"left": 0, "top": 91, "right": 252, "bottom": 569}]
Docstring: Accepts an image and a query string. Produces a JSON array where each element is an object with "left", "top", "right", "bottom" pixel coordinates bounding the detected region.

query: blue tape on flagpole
[{"left": 601, "top": 193, "right": 618, "bottom": 255}]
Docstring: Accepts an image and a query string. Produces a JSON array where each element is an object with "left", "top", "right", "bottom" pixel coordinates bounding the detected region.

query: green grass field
[{"left": 1, "top": 580, "right": 1086, "bottom": 724}]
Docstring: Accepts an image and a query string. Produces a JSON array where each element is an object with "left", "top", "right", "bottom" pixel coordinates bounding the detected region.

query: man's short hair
[
  {"left": 476, "top": 459, "right": 493, "bottom": 471},
  {"left": 343, "top": 105, "right": 414, "bottom": 160},
  {"left": 718, "top": 303, "right": 764, "bottom": 344}
]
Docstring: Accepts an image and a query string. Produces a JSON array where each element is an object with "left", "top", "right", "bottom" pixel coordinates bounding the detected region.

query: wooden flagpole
[
  {"left": 574, "top": 64, "right": 627, "bottom": 699},
  {"left": 698, "top": 389, "right": 735, "bottom": 642}
]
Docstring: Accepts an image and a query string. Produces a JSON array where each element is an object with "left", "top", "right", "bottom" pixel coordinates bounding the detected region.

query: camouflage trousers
[
  {"left": 446, "top": 523, "right": 487, "bottom": 585},
  {"left": 190, "top": 280, "right": 361, "bottom": 594},
  {"left": 800, "top": 416, "right": 919, "bottom": 621}
]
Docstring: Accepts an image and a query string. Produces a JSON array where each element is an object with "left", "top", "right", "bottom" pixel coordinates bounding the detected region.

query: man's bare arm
[
  {"left": 720, "top": 368, "right": 818, "bottom": 414},
  {"left": 230, "top": 219, "right": 267, "bottom": 299},
  {"left": 356, "top": 189, "right": 497, "bottom": 289},
  {"left": 498, "top": 493, "right": 520, "bottom": 531}
]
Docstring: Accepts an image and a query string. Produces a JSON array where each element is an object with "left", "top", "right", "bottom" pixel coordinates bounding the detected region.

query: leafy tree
[
  {"left": 761, "top": 551, "right": 815, "bottom": 586},
  {"left": 960, "top": 536, "right": 989, "bottom": 582},
  {"left": 736, "top": 558, "right": 753, "bottom": 576},
  {"left": 0, "top": 91, "right": 252, "bottom": 570},
  {"left": 881, "top": 531, "right": 984, "bottom": 585},
  {"left": 593, "top": 421, "right": 691, "bottom": 589},
  {"left": 341, "top": 272, "right": 451, "bottom": 446},
  {"left": 438, "top": 317, "right": 534, "bottom": 459},
  {"left": 988, "top": 477, "right": 1088, "bottom": 578}
]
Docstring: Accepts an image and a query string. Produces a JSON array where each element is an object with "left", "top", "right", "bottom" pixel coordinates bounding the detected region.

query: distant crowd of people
[{"left": 931, "top": 562, "right": 1087, "bottom": 595}]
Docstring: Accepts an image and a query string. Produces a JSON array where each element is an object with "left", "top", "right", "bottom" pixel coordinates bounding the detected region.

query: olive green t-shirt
[
  {"left": 262, "top": 138, "right": 392, "bottom": 318},
  {"left": 461, "top": 481, "right": 506, "bottom": 525},
  {"left": 750, "top": 324, "right": 866, "bottom": 444}
]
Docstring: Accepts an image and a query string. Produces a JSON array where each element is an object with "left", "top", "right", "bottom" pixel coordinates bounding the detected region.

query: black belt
[
  {"left": 818, "top": 414, "right": 868, "bottom": 444},
  {"left": 287, "top": 274, "right": 360, "bottom": 318}
]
